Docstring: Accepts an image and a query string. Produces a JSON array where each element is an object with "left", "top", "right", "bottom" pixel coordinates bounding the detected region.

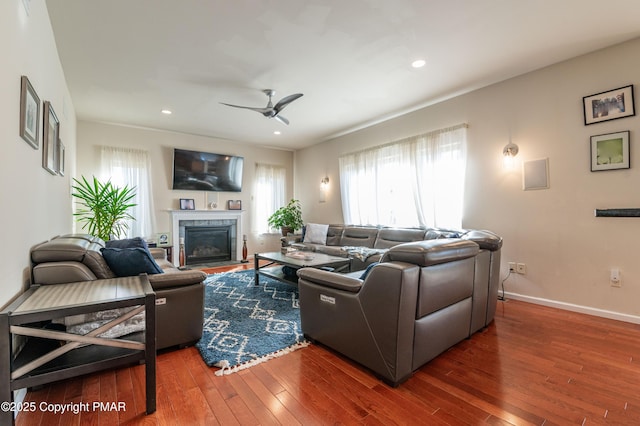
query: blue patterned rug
[{"left": 195, "top": 270, "right": 308, "bottom": 375}]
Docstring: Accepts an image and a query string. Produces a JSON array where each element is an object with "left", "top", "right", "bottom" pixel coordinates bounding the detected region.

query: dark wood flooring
[{"left": 15, "top": 263, "right": 640, "bottom": 425}]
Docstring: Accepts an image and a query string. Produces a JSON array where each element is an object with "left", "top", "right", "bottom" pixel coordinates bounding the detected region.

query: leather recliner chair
[
  {"left": 30, "top": 234, "right": 206, "bottom": 350},
  {"left": 296, "top": 238, "right": 480, "bottom": 386}
]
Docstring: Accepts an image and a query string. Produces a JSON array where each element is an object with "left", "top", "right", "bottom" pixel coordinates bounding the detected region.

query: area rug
[{"left": 195, "top": 270, "right": 308, "bottom": 376}]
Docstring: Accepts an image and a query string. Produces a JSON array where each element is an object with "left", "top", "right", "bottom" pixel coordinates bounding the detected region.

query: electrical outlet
[
  {"left": 508, "top": 262, "right": 516, "bottom": 273},
  {"left": 610, "top": 268, "right": 621, "bottom": 287},
  {"left": 516, "top": 263, "right": 527, "bottom": 274}
]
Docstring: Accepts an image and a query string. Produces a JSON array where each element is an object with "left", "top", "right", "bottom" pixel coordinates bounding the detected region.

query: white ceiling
[{"left": 46, "top": 0, "right": 640, "bottom": 150}]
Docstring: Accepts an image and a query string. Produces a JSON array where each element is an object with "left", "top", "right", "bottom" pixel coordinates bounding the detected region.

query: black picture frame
[
  {"left": 42, "top": 101, "right": 58, "bottom": 175},
  {"left": 583, "top": 85, "right": 635, "bottom": 125},
  {"left": 179, "top": 198, "right": 195, "bottom": 210},
  {"left": 20, "top": 75, "right": 40, "bottom": 149},
  {"left": 590, "top": 130, "right": 630, "bottom": 172}
]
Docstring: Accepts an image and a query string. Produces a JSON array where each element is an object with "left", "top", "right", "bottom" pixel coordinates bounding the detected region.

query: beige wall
[
  {"left": 76, "top": 121, "right": 293, "bottom": 254},
  {"left": 0, "top": 0, "right": 76, "bottom": 308},
  {"left": 296, "top": 38, "right": 640, "bottom": 321}
]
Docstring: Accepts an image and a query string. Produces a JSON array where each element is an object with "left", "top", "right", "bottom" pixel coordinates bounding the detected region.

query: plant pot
[{"left": 281, "top": 226, "right": 294, "bottom": 237}]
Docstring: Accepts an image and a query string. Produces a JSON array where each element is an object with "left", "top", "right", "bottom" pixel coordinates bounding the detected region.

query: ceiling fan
[{"left": 220, "top": 89, "right": 303, "bottom": 125}]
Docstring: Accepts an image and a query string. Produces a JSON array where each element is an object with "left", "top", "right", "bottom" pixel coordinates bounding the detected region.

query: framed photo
[
  {"left": 19, "top": 75, "right": 40, "bottom": 149},
  {"left": 179, "top": 198, "right": 195, "bottom": 210},
  {"left": 57, "top": 138, "right": 65, "bottom": 176},
  {"left": 591, "top": 131, "right": 630, "bottom": 172},
  {"left": 42, "top": 101, "right": 58, "bottom": 175},
  {"left": 156, "top": 232, "right": 172, "bottom": 247},
  {"left": 583, "top": 85, "right": 635, "bottom": 125},
  {"left": 227, "top": 200, "right": 242, "bottom": 210}
]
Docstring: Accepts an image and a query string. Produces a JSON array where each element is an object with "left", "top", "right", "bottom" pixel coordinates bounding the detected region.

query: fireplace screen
[{"left": 184, "top": 226, "right": 232, "bottom": 265}]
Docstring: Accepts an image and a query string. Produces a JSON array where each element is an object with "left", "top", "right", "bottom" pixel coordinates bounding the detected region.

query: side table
[{"left": 0, "top": 275, "right": 156, "bottom": 425}]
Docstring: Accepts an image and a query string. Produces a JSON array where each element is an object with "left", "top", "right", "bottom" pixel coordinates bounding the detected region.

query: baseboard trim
[{"left": 503, "top": 292, "right": 640, "bottom": 325}]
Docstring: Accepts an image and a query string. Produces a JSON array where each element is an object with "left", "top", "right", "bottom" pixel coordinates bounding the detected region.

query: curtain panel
[
  {"left": 100, "top": 146, "right": 156, "bottom": 239},
  {"left": 254, "top": 163, "right": 286, "bottom": 234},
  {"left": 339, "top": 124, "right": 467, "bottom": 229}
]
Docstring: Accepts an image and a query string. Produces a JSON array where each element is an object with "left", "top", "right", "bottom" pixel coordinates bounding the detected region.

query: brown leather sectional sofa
[
  {"left": 30, "top": 234, "right": 206, "bottom": 350},
  {"left": 293, "top": 225, "right": 502, "bottom": 386}
]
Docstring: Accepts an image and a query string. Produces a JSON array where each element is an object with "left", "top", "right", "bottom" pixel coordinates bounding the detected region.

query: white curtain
[
  {"left": 100, "top": 146, "right": 156, "bottom": 239},
  {"left": 254, "top": 163, "right": 286, "bottom": 234},
  {"left": 339, "top": 124, "right": 467, "bottom": 229}
]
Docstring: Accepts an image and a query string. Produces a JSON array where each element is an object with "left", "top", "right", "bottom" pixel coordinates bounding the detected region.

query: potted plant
[
  {"left": 267, "top": 199, "right": 304, "bottom": 236},
  {"left": 71, "top": 175, "right": 137, "bottom": 241}
]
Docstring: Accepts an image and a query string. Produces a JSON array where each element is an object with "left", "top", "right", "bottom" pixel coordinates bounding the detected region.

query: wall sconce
[
  {"left": 320, "top": 176, "right": 330, "bottom": 189},
  {"left": 319, "top": 176, "right": 329, "bottom": 203},
  {"left": 503, "top": 142, "right": 519, "bottom": 158},
  {"left": 502, "top": 141, "right": 519, "bottom": 169}
]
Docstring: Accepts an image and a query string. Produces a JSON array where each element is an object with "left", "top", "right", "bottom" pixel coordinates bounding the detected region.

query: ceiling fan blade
[
  {"left": 273, "top": 93, "right": 303, "bottom": 114},
  {"left": 273, "top": 114, "right": 290, "bottom": 125},
  {"left": 220, "top": 102, "right": 272, "bottom": 114}
]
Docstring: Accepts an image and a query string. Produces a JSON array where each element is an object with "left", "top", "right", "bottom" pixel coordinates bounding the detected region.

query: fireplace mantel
[{"left": 168, "top": 210, "right": 244, "bottom": 266}]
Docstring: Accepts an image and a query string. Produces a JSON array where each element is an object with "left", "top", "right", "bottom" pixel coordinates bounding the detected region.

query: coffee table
[{"left": 254, "top": 251, "right": 351, "bottom": 286}]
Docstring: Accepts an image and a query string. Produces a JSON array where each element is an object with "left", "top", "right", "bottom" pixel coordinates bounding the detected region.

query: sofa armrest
[
  {"left": 462, "top": 230, "right": 503, "bottom": 251},
  {"left": 296, "top": 268, "right": 363, "bottom": 292},
  {"left": 147, "top": 269, "right": 206, "bottom": 290},
  {"left": 280, "top": 235, "right": 303, "bottom": 247}
]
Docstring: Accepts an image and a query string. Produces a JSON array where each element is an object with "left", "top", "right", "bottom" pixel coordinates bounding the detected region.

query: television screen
[{"left": 172, "top": 148, "right": 244, "bottom": 192}]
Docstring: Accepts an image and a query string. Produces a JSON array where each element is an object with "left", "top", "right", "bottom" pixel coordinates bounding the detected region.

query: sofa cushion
[
  {"left": 374, "top": 228, "right": 427, "bottom": 249},
  {"left": 101, "top": 247, "right": 163, "bottom": 276},
  {"left": 303, "top": 223, "right": 329, "bottom": 244},
  {"left": 105, "top": 237, "right": 148, "bottom": 250},
  {"left": 340, "top": 226, "right": 379, "bottom": 248}
]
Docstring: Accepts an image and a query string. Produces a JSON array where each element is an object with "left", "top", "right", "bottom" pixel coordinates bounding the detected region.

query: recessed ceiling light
[
  {"left": 273, "top": 130, "right": 281, "bottom": 135},
  {"left": 411, "top": 59, "right": 426, "bottom": 68},
  {"left": 161, "top": 109, "right": 172, "bottom": 115}
]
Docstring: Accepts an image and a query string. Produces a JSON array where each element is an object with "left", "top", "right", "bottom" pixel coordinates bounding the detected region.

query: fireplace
[
  {"left": 184, "top": 226, "right": 232, "bottom": 265},
  {"left": 169, "top": 209, "right": 244, "bottom": 267}
]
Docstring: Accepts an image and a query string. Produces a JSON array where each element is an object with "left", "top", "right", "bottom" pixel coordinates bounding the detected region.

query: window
[
  {"left": 339, "top": 124, "right": 467, "bottom": 229},
  {"left": 100, "top": 146, "right": 156, "bottom": 239},
  {"left": 254, "top": 163, "right": 286, "bottom": 233}
]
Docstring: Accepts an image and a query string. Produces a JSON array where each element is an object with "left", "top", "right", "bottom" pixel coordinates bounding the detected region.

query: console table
[{"left": 0, "top": 275, "right": 156, "bottom": 425}]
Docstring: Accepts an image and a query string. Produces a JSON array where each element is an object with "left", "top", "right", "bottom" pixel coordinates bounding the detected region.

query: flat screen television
[{"left": 172, "top": 148, "right": 244, "bottom": 192}]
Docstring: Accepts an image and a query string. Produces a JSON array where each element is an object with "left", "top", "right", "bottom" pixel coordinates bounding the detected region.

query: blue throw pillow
[
  {"left": 105, "top": 237, "right": 148, "bottom": 250},
  {"left": 101, "top": 247, "right": 163, "bottom": 277},
  {"left": 359, "top": 262, "right": 379, "bottom": 280}
]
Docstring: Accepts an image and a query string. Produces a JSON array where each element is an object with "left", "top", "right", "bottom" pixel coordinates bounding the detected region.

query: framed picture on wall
[
  {"left": 179, "top": 198, "right": 195, "bottom": 210},
  {"left": 20, "top": 76, "right": 40, "bottom": 149},
  {"left": 42, "top": 101, "right": 58, "bottom": 175},
  {"left": 227, "top": 200, "right": 242, "bottom": 210},
  {"left": 583, "top": 85, "right": 635, "bottom": 125},
  {"left": 57, "top": 139, "right": 65, "bottom": 176},
  {"left": 590, "top": 131, "right": 630, "bottom": 171}
]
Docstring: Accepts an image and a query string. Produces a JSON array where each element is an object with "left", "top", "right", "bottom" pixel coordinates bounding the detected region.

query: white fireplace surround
[{"left": 168, "top": 210, "right": 244, "bottom": 267}]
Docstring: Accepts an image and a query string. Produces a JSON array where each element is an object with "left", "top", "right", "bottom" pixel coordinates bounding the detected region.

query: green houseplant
[
  {"left": 267, "top": 199, "right": 304, "bottom": 236},
  {"left": 71, "top": 175, "right": 137, "bottom": 241}
]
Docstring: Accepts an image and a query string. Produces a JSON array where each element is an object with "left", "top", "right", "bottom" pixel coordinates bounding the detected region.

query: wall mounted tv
[{"left": 172, "top": 148, "right": 244, "bottom": 192}]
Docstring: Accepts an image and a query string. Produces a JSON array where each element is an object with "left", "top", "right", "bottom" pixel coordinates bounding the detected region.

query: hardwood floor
[{"left": 15, "top": 265, "right": 640, "bottom": 425}]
